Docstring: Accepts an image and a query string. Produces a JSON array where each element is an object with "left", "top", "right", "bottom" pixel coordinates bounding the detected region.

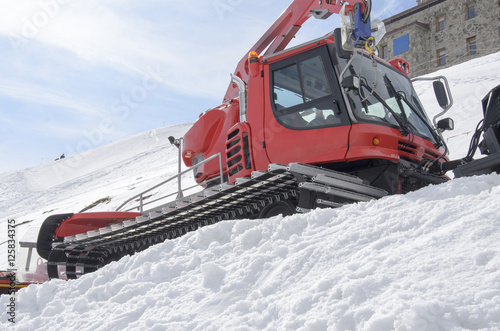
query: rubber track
[{"left": 47, "top": 163, "right": 387, "bottom": 279}]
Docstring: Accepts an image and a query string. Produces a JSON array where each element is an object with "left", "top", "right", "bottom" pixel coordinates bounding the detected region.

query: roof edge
[{"left": 383, "top": 0, "right": 447, "bottom": 25}]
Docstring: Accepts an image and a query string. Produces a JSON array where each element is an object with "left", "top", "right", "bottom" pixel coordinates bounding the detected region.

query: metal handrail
[
  {"left": 120, "top": 183, "right": 200, "bottom": 213},
  {"left": 115, "top": 153, "right": 224, "bottom": 213}
]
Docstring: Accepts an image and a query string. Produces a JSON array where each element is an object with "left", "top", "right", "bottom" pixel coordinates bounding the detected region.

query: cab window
[{"left": 272, "top": 53, "right": 344, "bottom": 129}]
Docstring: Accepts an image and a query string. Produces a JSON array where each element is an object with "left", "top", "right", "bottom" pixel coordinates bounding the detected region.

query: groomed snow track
[{"left": 47, "top": 163, "right": 387, "bottom": 279}]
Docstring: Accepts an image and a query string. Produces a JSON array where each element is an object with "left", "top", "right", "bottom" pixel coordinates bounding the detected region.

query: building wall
[{"left": 379, "top": 0, "right": 500, "bottom": 77}]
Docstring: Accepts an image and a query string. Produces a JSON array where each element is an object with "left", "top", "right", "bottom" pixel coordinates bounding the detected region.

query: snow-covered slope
[
  {"left": 0, "top": 123, "right": 195, "bottom": 245},
  {"left": 0, "top": 53, "right": 499, "bottom": 330},
  {"left": 414, "top": 51, "right": 500, "bottom": 161},
  {"left": 4, "top": 176, "right": 500, "bottom": 330}
]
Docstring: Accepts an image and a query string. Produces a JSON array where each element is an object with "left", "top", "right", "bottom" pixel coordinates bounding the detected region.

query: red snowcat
[{"left": 11, "top": 0, "right": 500, "bottom": 282}]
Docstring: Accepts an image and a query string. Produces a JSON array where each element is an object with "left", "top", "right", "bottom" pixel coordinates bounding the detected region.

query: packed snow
[{"left": 0, "top": 52, "right": 499, "bottom": 330}]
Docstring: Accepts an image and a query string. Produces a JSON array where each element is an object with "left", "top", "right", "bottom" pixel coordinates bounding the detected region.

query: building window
[
  {"left": 437, "top": 15, "right": 445, "bottom": 31},
  {"left": 437, "top": 48, "right": 446, "bottom": 66},
  {"left": 380, "top": 44, "right": 388, "bottom": 59},
  {"left": 393, "top": 34, "right": 410, "bottom": 56},
  {"left": 467, "top": 36, "right": 477, "bottom": 55},
  {"left": 467, "top": 2, "right": 476, "bottom": 19}
]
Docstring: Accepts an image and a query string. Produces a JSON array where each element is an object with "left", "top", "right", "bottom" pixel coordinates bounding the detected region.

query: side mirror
[
  {"left": 437, "top": 118, "right": 454, "bottom": 132},
  {"left": 433, "top": 81, "right": 449, "bottom": 109}
]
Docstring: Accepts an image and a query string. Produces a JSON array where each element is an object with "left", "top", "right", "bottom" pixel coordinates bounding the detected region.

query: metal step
[
  {"left": 316, "top": 199, "right": 345, "bottom": 209},
  {"left": 313, "top": 174, "right": 387, "bottom": 198},
  {"left": 299, "top": 182, "right": 376, "bottom": 202},
  {"left": 288, "top": 163, "right": 365, "bottom": 184},
  {"left": 268, "top": 163, "right": 289, "bottom": 173}
]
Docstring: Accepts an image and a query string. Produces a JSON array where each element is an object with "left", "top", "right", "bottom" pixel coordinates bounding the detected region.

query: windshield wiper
[
  {"left": 383, "top": 75, "right": 409, "bottom": 124},
  {"left": 398, "top": 94, "right": 445, "bottom": 148},
  {"left": 382, "top": 74, "right": 442, "bottom": 147},
  {"left": 358, "top": 79, "right": 411, "bottom": 136}
]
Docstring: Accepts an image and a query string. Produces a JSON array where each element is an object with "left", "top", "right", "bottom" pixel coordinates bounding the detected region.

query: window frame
[
  {"left": 466, "top": 2, "right": 476, "bottom": 20},
  {"left": 437, "top": 48, "right": 446, "bottom": 66},
  {"left": 436, "top": 14, "right": 445, "bottom": 32},
  {"left": 467, "top": 36, "right": 477, "bottom": 56},
  {"left": 380, "top": 44, "right": 388, "bottom": 59},
  {"left": 269, "top": 46, "right": 350, "bottom": 131}
]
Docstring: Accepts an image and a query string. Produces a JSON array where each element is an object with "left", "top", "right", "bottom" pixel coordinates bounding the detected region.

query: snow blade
[
  {"left": 36, "top": 213, "right": 74, "bottom": 260},
  {"left": 455, "top": 84, "right": 500, "bottom": 177}
]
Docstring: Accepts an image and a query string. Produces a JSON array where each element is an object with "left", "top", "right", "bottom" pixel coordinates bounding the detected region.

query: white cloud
[
  {"left": 0, "top": 0, "right": 418, "bottom": 173},
  {"left": 0, "top": 1, "right": 298, "bottom": 100},
  {"left": 0, "top": 77, "right": 105, "bottom": 117}
]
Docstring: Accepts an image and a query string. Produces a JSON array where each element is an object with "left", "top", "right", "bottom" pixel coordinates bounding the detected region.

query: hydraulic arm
[{"left": 224, "top": 0, "right": 371, "bottom": 102}]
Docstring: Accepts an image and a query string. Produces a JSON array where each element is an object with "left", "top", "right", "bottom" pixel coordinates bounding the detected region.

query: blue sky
[{"left": 0, "top": 0, "right": 415, "bottom": 173}]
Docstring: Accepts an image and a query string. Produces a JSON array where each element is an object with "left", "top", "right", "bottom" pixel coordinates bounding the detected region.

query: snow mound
[{"left": 2, "top": 174, "right": 499, "bottom": 330}]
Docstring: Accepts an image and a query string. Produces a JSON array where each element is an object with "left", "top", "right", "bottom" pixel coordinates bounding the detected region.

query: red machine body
[
  {"left": 182, "top": 0, "right": 447, "bottom": 194},
  {"left": 54, "top": 212, "right": 141, "bottom": 239}
]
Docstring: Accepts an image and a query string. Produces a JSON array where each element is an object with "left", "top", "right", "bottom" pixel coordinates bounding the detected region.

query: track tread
[{"left": 47, "top": 163, "right": 385, "bottom": 279}]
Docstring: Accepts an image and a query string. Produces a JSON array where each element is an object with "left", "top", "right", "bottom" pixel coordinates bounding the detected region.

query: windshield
[{"left": 340, "top": 53, "right": 437, "bottom": 143}]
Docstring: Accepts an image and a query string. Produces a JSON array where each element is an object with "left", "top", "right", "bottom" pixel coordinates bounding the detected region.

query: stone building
[{"left": 378, "top": 0, "right": 500, "bottom": 77}]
